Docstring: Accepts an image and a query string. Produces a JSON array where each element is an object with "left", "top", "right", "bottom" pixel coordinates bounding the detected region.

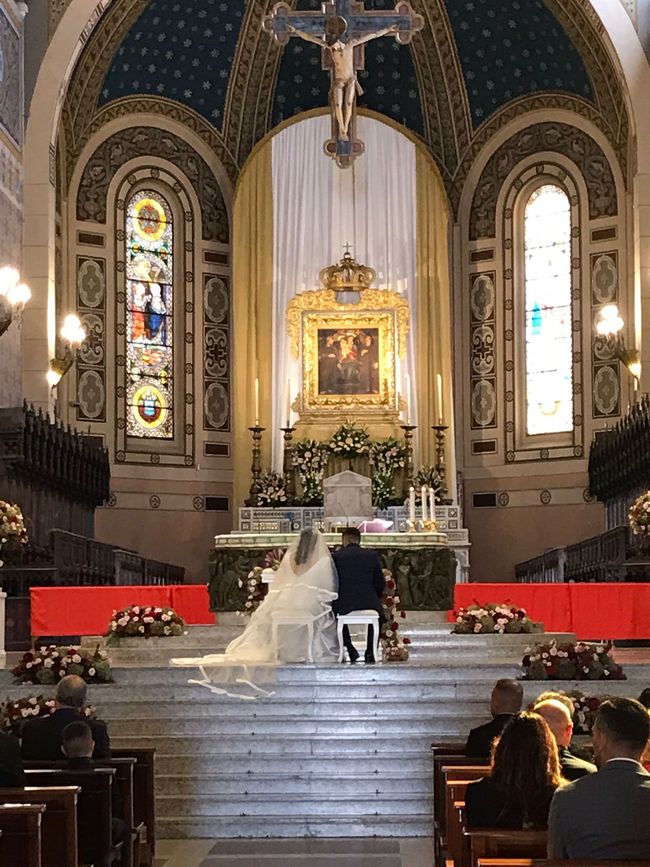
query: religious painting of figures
[
  {"left": 125, "top": 191, "right": 175, "bottom": 439},
  {"left": 318, "top": 327, "right": 380, "bottom": 395},
  {"left": 301, "top": 311, "right": 396, "bottom": 412}
]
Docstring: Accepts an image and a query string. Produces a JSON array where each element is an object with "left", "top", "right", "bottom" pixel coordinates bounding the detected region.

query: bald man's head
[{"left": 534, "top": 699, "right": 573, "bottom": 747}]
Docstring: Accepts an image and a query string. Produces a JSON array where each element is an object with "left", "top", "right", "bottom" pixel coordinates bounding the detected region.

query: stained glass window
[
  {"left": 524, "top": 184, "right": 573, "bottom": 436},
  {"left": 125, "top": 191, "right": 174, "bottom": 439}
]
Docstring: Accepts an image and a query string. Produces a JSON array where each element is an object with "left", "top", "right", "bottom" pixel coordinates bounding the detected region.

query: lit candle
[
  {"left": 437, "top": 373, "right": 443, "bottom": 424},
  {"left": 421, "top": 485, "right": 427, "bottom": 523},
  {"left": 286, "top": 377, "right": 291, "bottom": 428},
  {"left": 409, "top": 485, "right": 416, "bottom": 524},
  {"left": 254, "top": 376, "right": 260, "bottom": 425},
  {"left": 405, "top": 373, "right": 411, "bottom": 424},
  {"left": 429, "top": 486, "right": 435, "bottom": 522}
]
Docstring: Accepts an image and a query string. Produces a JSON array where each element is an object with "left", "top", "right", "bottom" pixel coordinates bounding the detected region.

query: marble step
[
  {"left": 154, "top": 753, "right": 434, "bottom": 776},
  {"left": 156, "top": 814, "right": 431, "bottom": 838},
  {"left": 155, "top": 772, "right": 432, "bottom": 797}
]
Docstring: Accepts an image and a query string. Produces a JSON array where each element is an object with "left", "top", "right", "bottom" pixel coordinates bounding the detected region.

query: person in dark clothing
[
  {"left": 534, "top": 698, "right": 596, "bottom": 781},
  {"left": 62, "top": 721, "right": 129, "bottom": 862},
  {"left": 465, "top": 678, "right": 523, "bottom": 758},
  {"left": 466, "top": 711, "right": 564, "bottom": 829},
  {"left": 21, "top": 675, "right": 111, "bottom": 760},
  {"left": 332, "top": 527, "right": 385, "bottom": 663},
  {"left": 0, "top": 731, "right": 25, "bottom": 787}
]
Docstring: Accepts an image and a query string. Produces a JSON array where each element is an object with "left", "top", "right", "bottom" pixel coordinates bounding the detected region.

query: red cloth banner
[
  {"left": 452, "top": 583, "right": 650, "bottom": 639},
  {"left": 31, "top": 585, "right": 214, "bottom": 636}
]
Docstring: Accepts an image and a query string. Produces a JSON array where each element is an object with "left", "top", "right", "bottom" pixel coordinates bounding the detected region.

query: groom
[{"left": 332, "top": 527, "right": 386, "bottom": 663}]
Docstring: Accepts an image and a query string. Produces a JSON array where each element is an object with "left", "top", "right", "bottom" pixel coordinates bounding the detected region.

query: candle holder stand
[
  {"left": 246, "top": 425, "right": 265, "bottom": 506},
  {"left": 431, "top": 421, "right": 451, "bottom": 503},
  {"left": 281, "top": 425, "right": 296, "bottom": 503},
  {"left": 400, "top": 423, "right": 417, "bottom": 497}
]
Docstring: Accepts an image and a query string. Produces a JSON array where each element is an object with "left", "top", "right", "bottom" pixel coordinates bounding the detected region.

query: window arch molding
[{"left": 502, "top": 160, "right": 585, "bottom": 462}]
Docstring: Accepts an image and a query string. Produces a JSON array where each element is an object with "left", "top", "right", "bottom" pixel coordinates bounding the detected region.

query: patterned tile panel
[
  {"left": 0, "top": 5, "right": 22, "bottom": 145},
  {"left": 203, "top": 273, "right": 230, "bottom": 432},
  {"left": 469, "top": 271, "right": 497, "bottom": 430},
  {"left": 591, "top": 250, "right": 621, "bottom": 418},
  {"left": 76, "top": 256, "right": 107, "bottom": 423}
]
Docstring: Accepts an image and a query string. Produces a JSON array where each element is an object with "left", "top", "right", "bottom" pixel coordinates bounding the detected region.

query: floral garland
[
  {"left": 0, "top": 696, "right": 96, "bottom": 738},
  {"left": 292, "top": 440, "right": 330, "bottom": 505},
  {"left": 328, "top": 423, "right": 370, "bottom": 459},
  {"left": 238, "top": 549, "right": 284, "bottom": 616},
  {"left": 629, "top": 490, "right": 650, "bottom": 535},
  {"left": 107, "top": 605, "right": 185, "bottom": 640},
  {"left": 381, "top": 570, "right": 411, "bottom": 662},
  {"left": 452, "top": 602, "right": 540, "bottom": 635},
  {"left": 12, "top": 645, "right": 113, "bottom": 685},
  {"left": 0, "top": 500, "right": 28, "bottom": 567},
  {"left": 369, "top": 438, "right": 408, "bottom": 510},
  {"left": 256, "top": 472, "right": 288, "bottom": 507},
  {"left": 522, "top": 640, "right": 626, "bottom": 681}
]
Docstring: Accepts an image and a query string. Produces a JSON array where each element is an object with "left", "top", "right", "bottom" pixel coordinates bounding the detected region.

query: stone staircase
[{"left": 2, "top": 614, "right": 647, "bottom": 838}]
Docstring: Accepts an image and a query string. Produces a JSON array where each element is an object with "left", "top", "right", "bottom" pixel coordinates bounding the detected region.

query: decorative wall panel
[
  {"left": 469, "top": 272, "right": 497, "bottom": 430},
  {"left": 76, "top": 256, "right": 107, "bottom": 422},
  {"left": 0, "top": 6, "right": 21, "bottom": 145},
  {"left": 591, "top": 251, "right": 621, "bottom": 418},
  {"left": 203, "top": 274, "right": 230, "bottom": 432},
  {"left": 0, "top": 139, "right": 23, "bottom": 408}
]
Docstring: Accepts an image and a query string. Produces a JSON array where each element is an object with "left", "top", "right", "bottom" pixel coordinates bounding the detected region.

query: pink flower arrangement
[
  {"left": 0, "top": 696, "right": 96, "bottom": 737},
  {"left": 453, "top": 601, "right": 539, "bottom": 635},
  {"left": 108, "top": 605, "right": 185, "bottom": 639},
  {"left": 12, "top": 645, "right": 112, "bottom": 685},
  {"left": 522, "top": 640, "right": 626, "bottom": 681}
]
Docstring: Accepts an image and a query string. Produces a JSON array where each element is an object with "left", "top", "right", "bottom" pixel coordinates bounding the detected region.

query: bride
[{"left": 171, "top": 527, "right": 339, "bottom": 696}]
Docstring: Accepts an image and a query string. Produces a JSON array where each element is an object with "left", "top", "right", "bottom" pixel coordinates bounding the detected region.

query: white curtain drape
[{"left": 271, "top": 114, "right": 418, "bottom": 468}]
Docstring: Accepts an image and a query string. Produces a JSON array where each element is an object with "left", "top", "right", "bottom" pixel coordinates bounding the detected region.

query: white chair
[
  {"left": 271, "top": 611, "right": 315, "bottom": 663},
  {"left": 337, "top": 610, "right": 380, "bottom": 663}
]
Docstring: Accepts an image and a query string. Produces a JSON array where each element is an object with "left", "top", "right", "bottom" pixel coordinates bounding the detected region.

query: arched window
[
  {"left": 125, "top": 190, "right": 174, "bottom": 439},
  {"left": 523, "top": 184, "right": 573, "bottom": 436}
]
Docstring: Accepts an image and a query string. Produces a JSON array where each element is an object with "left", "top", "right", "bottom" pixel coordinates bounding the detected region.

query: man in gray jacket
[{"left": 548, "top": 697, "right": 650, "bottom": 860}]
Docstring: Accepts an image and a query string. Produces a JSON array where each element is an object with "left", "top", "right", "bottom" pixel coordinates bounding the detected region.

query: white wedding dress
[{"left": 171, "top": 529, "right": 339, "bottom": 698}]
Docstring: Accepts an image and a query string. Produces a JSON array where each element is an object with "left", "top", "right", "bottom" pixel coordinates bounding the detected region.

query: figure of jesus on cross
[{"left": 263, "top": 1, "right": 423, "bottom": 168}]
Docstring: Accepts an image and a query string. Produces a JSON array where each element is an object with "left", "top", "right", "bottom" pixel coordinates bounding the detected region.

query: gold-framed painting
[{"left": 302, "top": 310, "right": 396, "bottom": 411}]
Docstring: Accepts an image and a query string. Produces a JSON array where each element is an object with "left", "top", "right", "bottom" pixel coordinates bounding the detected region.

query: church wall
[
  {"left": 0, "top": 0, "right": 25, "bottom": 409},
  {"left": 457, "top": 113, "right": 629, "bottom": 579}
]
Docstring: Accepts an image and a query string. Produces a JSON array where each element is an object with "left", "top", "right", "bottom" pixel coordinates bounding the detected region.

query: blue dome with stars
[{"left": 98, "top": 0, "right": 593, "bottom": 135}]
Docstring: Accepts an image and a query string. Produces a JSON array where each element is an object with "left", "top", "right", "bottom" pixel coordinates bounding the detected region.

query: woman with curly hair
[{"left": 466, "top": 711, "right": 565, "bottom": 829}]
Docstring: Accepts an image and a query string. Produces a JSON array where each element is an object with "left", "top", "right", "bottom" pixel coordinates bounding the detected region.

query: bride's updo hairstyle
[{"left": 295, "top": 527, "right": 319, "bottom": 565}]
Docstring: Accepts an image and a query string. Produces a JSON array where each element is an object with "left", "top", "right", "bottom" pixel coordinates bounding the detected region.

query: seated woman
[{"left": 466, "top": 711, "right": 564, "bottom": 829}]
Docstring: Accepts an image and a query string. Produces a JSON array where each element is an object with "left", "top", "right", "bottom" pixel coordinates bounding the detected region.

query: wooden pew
[
  {"left": 112, "top": 747, "right": 156, "bottom": 866},
  {"left": 25, "top": 767, "right": 122, "bottom": 866},
  {"left": 0, "top": 786, "right": 78, "bottom": 867},
  {"left": 477, "top": 861, "right": 650, "bottom": 867},
  {"left": 434, "top": 756, "right": 488, "bottom": 861},
  {"left": 0, "top": 803, "right": 45, "bottom": 867},
  {"left": 465, "top": 830, "right": 548, "bottom": 867}
]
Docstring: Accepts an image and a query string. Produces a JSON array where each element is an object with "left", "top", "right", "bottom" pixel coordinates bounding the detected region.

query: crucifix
[{"left": 263, "top": 1, "right": 423, "bottom": 168}]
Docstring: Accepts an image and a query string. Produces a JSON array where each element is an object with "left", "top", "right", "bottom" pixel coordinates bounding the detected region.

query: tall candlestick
[
  {"left": 421, "top": 485, "right": 427, "bottom": 523},
  {"left": 286, "top": 377, "right": 291, "bottom": 427},
  {"left": 437, "top": 373, "right": 443, "bottom": 423},
  {"left": 405, "top": 373, "right": 411, "bottom": 424},
  {"left": 409, "top": 485, "right": 416, "bottom": 524},
  {"left": 429, "top": 486, "right": 435, "bottom": 522},
  {"left": 254, "top": 376, "right": 260, "bottom": 425}
]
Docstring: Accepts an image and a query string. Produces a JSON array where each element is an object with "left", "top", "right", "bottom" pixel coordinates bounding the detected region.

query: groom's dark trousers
[{"left": 332, "top": 543, "right": 386, "bottom": 658}]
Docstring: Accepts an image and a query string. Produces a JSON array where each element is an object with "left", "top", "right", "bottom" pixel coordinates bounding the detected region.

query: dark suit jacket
[
  {"left": 559, "top": 746, "right": 596, "bottom": 781},
  {"left": 466, "top": 776, "right": 556, "bottom": 829},
  {"left": 548, "top": 759, "right": 650, "bottom": 859},
  {"left": 465, "top": 714, "right": 513, "bottom": 759},
  {"left": 0, "top": 732, "right": 25, "bottom": 787},
  {"left": 332, "top": 544, "right": 385, "bottom": 618},
  {"left": 21, "top": 708, "right": 111, "bottom": 761}
]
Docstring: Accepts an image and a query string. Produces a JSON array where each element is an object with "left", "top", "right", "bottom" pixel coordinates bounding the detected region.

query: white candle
[
  {"left": 421, "top": 485, "right": 427, "bottom": 523},
  {"left": 254, "top": 376, "right": 260, "bottom": 425},
  {"left": 429, "top": 486, "right": 435, "bottom": 521},
  {"left": 286, "top": 377, "right": 291, "bottom": 427},
  {"left": 405, "top": 373, "right": 411, "bottom": 424},
  {"left": 437, "top": 373, "right": 443, "bottom": 423},
  {"left": 409, "top": 485, "right": 416, "bottom": 524}
]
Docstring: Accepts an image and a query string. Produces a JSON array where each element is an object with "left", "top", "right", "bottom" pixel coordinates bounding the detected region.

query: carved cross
[{"left": 263, "top": 1, "right": 423, "bottom": 168}]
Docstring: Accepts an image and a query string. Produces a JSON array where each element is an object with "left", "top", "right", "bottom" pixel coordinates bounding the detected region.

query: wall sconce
[
  {"left": 595, "top": 304, "right": 640, "bottom": 383},
  {"left": 0, "top": 266, "right": 31, "bottom": 337},
  {"left": 47, "top": 314, "right": 87, "bottom": 388}
]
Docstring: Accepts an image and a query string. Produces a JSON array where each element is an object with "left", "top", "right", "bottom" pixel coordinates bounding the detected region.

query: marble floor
[{"left": 156, "top": 838, "right": 434, "bottom": 867}]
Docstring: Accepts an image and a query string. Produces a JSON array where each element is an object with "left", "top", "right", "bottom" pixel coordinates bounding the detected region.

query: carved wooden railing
[{"left": 588, "top": 394, "right": 650, "bottom": 502}]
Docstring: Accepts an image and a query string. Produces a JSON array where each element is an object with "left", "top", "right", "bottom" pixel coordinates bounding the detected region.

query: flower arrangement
[
  {"left": 292, "top": 440, "right": 330, "bottom": 505},
  {"left": 521, "top": 640, "right": 626, "bottom": 681},
  {"left": 256, "top": 472, "right": 288, "bottom": 507},
  {"left": 12, "top": 645, "right": 113, "bottom": 685},
  {"left": 381, "top": 569, "right": 411, "bottom": 662},
  {"left": 328, "top": 423, "right": 370, "bottom": 460},
  {"left": 0, "top": 500, "right": 28, "bottom": 566},
  {"left": 0, "top": 696, "right": 96, "bottom": 738},
  {"left": 629, "top": 490, "right": 650, "bottom": 535},
  {"left": 568, "top": 690, "right": 606, "bottom": 735},
  {"left": 369, "top": 438, "right": 408, "bottom": 509},
  {"left": 452, "top": 602, "right": 539, "bottom": 635},
  {"left": 107, "top": 605, "right": 185, "bottom": 640},
  {"left": 238, "top": 549, "right": 285, "bottom": 616},
  {"left": 413, "top": 467, "right": 443, "bottom": 501}
]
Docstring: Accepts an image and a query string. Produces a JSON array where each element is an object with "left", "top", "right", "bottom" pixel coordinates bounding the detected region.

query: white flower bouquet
[
  {"left": 0, "top": 500, "right": 28, "bottom": 566},
  {"left": 629, "top": 490, "right": 650, "bottom": 535},
  {"left": 256, "top": 472, "right": 288, "bottom": 506},
  {"left": 292, "top": 440, "right": 330, "bottom": 504},
  {"left": 12, "top": 644, "right": 112, "bottom": 685},
  {"left": 328, "top": 423, "right": 370, "bottom": 459},
  {"left": 108, "top": 604, "right": 185, "bottom": 640},
  {"left": 0, "top": 695, "right": 96, "bottom": 737},
  {"left": 521, "top": 639, "right": 626, "bottom": 680},
  {"left": 453, "top": 601, "right": 539, "bottom": 635}
]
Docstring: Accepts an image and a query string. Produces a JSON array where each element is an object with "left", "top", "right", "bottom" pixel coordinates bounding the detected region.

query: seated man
[
  {"left": 548, "top": 697, "right": 650, "bottom": 859},
  {"left": 534, "top": 698, "right": 596, "bottom": 780},
  {"left": 21, "top": 674, "right": 111, "bottom": 760},
  {"left": 465, "top": 678, "right": 523, "bottom": 758},
  {"left": 62, "top": 721, "right": 129, "bottom": 860},
  {"left": 0, "top": 731, "right": 25, "bottom": 787}
]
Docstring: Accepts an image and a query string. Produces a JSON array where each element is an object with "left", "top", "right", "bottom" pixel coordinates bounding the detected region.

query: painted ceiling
[{"left": 99, "top": 0, "right": 593, "bottom": 136}]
